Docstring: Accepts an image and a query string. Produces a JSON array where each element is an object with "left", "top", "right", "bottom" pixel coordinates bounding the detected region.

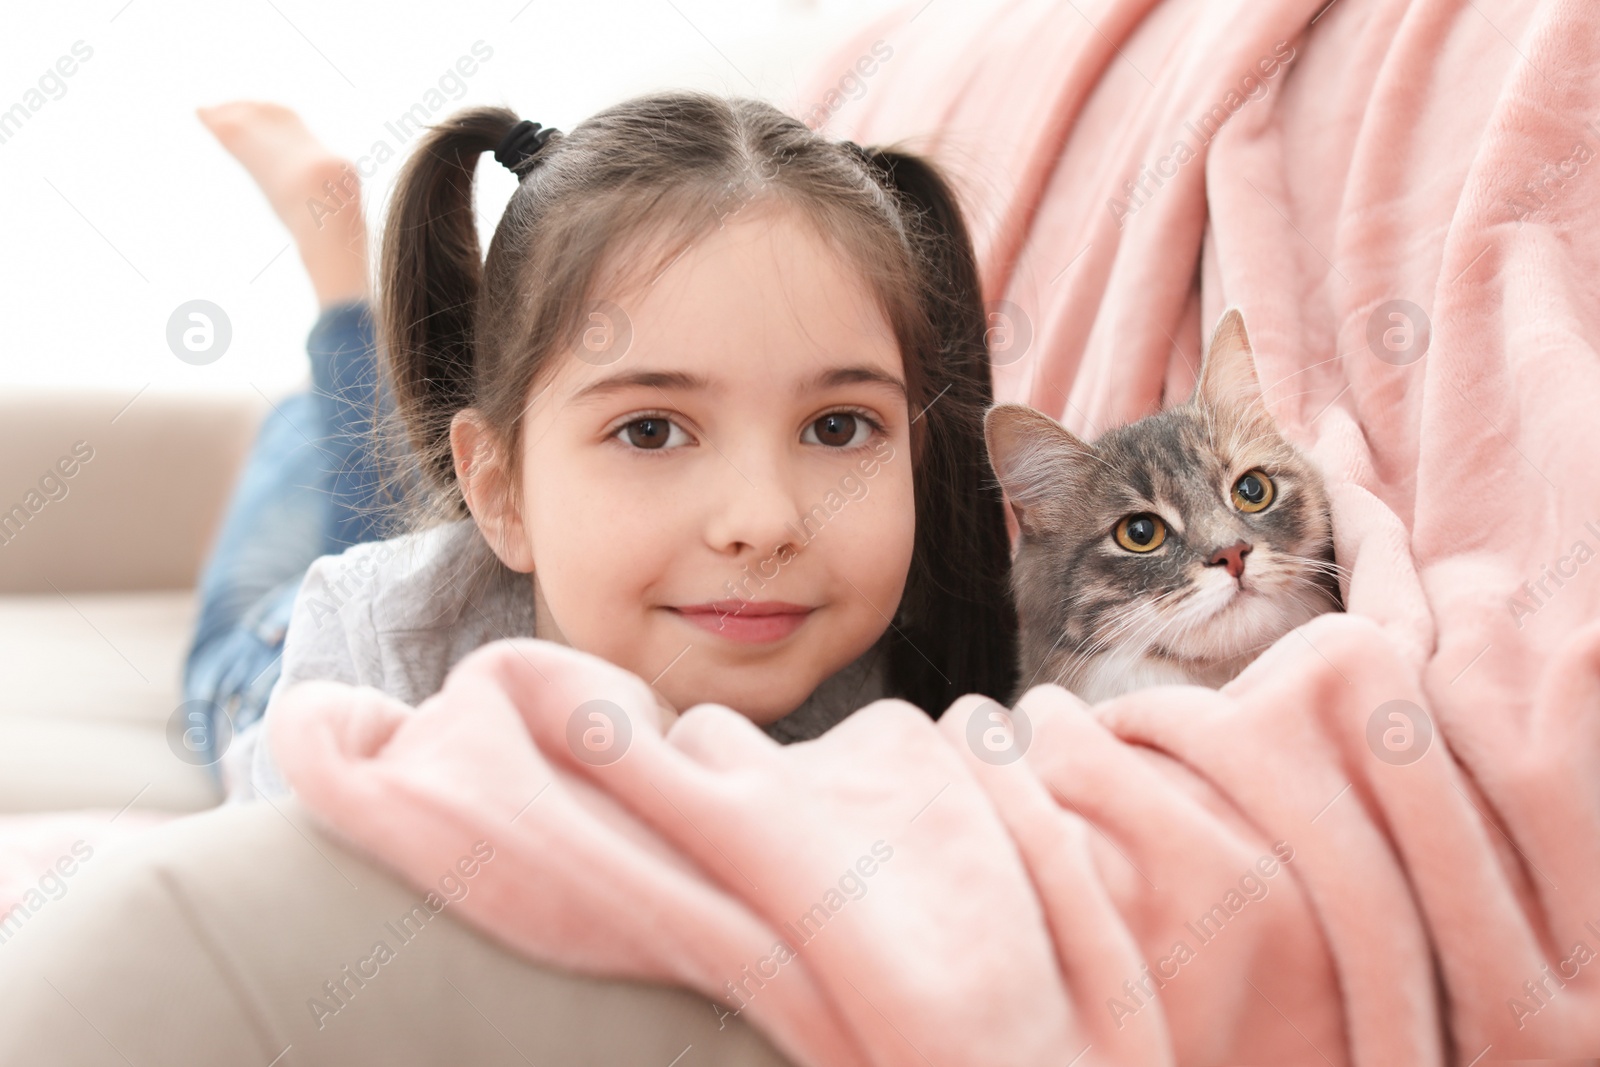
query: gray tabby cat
[{"left": 983, "top": 309, "right": 1343, "bottom": 703}]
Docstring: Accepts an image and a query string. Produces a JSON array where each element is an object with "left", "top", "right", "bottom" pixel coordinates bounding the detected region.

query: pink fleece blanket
[{"left": 266, "top": 0, "right": 1600, "bottom": 1063}]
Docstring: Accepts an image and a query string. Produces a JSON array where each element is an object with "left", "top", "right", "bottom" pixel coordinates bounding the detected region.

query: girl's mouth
[{"left": 667, "top": 601, "right": 815, "bottom": 644}]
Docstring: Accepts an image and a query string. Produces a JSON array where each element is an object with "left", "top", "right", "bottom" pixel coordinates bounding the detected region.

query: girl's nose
[{"left": 701, "top": 452, "right": 806, "bottom": 560}]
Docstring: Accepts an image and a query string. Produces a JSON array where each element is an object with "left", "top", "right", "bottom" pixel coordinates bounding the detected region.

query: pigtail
[
  {"left": 857, "top": 146, "right": 1021, "bottom": 712},
  {"left": 378, "top": 105, "right": 521, "bottom": 502}
]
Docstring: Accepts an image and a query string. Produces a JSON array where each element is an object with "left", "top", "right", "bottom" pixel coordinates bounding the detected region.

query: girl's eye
[
  {"left": 1231, "top": 469, "right": 1275, "bottom": 513},
  {"left": 802, "top": 411, "right": 875, "bottom": 448},
  {"left": 1114, "top": 513, "right": 1167, "bottom": 553},
  {"left": 615, "top": 416, "right": 691, "bottom": 451}
]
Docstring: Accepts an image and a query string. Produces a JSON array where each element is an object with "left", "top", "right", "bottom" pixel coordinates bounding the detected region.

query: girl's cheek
[
  {"left": 825, "top": 464, "right": 915, "bottom": 579},
  {"left": 531, "top": 463, "right": 683, "bottom": 580}
]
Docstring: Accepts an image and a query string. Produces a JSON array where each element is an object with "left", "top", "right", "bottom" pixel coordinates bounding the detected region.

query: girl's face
[{"left": 456, "top": 204, "right": 916, "bottom": 725}]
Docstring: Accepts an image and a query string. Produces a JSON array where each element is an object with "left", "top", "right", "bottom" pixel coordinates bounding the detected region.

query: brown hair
[{"left": 374, "top": 90, "right": 1018, "bottom": 713}]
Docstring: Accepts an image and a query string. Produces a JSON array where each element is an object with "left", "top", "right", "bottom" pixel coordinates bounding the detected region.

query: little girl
[{"left": 184, "top": 92, "right": 1018, "bottom": 799}]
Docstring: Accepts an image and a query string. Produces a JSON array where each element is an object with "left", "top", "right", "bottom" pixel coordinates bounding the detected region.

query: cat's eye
[
  {"left": 1114, "top": 514, "right": 1166, "bottom": 553},
  {"left": 1231, "top": 469, "right": 1275, "bottom": 513}
]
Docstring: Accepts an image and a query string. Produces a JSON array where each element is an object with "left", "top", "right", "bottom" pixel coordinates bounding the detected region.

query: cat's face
[{"left": 984, "top": 310, "right": 1341, "bottom": 693}]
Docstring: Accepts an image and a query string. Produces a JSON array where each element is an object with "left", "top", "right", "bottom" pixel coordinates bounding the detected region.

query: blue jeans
[{"left": 182, "top": 300, "right": 390, "bottom": 776}]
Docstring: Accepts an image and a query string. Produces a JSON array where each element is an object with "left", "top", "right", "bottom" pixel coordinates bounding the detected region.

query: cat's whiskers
[
  {"left": 1143, "top": 578, "right": 1247, "bottom": 661},
  {"left": 1030, "top": 559, "right": 1184, "bottom": 694},
  {"left": 1232, "top": 428, "right": 1286, "bottom": 454},
  {"left": 1271, "top": 585, "right": 1338, "bottom": 644},
  {"left": 1282, "top": 567, "right": 1344, "bottom": 598},
  {"left": 1126, "top": 581, "right": 1260, "bottom": 678},
  {"left": 1219, "top": 634, "right": 1285, "bottom": 659},
  {"left": 1115, "top": 596, "right": 1195, "bottom": 665},
  {"left": 1021, "top": 608, "right": 1088, "bottom": 693},
  {"left": 1202, "top": 406, "right": 1223, "bottom": 456},
  {"left": 1060, "top": 605, "right": 1153, "bottom": 672},
  {"left": 1259, "top": 354, "right": 1348, "bottom": 398},
  {"left": 1093, "top": 606, "right": 1171, "bottom": 664},
  {"left": 1062, "top": 609, "right": 1171, "bottom": 688},
  {"left": 1028, "top": 588, "right": 1103, "bottom": 679},
  {"left": 1281, "top": 569, "right": 1345, "bottom": 615},
  {"left": 1266, "top": 386, "right": 1326, "bottom": 410},
  {"left": 1076, "top": 450, "right": 1121, "bottom": 478},
  {"left": 1226, "top": 409, "right": 1274, "bottom": 460},
  {"left": 1287, "top": 553, "right": 1352, "bottom": 584},
  {"left": 1214, "top": 415, "right": 1274, "bottom": 472},
  {"left": 1072, "top": 586, "right": 1191, "bottom": 666},
  {"left": 1277, "top": 582, "right": 1325, "bottom": 615},
  {"left": 1277, "top": 553, "right": 1349, "bottom": 610},
  {"left": 1025, "top": 586, "right": 1145, "bottom": 692},
  {"left": 1227, "top": 417, "right": 1249, "bottom": 461},
  {"left": 1056, "top": 596, "right": 1168, "bottom": 673},
  {"left": 1173, "top": 555, "right": 1325, "bottom": 662}
]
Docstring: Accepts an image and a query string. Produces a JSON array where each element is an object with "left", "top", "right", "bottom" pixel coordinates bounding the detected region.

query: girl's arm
[{"left": 223, "top": 544, "right": 386, "bottom": 801}]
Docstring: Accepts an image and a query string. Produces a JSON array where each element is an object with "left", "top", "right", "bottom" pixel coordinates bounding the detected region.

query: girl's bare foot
[{"left": 197, "top": 101, "right": 369, "bottom": 309}]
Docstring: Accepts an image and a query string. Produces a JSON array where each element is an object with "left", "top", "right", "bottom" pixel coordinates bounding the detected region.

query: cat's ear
[
  {"left": 1194, "top": 308, "right": 1269, "bottom": 418},
  {"left": 983, "top": 403, "right": 1093, "bottom": 534}
]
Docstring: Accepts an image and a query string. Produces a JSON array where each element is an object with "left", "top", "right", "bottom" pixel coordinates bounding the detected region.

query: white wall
[{"left": 0, "top": 0, "right": 910, "bottom": 398}]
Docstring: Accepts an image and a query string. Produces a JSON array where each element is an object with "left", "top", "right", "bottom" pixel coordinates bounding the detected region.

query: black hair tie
[{"left": 495, "top": 119, "right": 559, "bottom": 177}]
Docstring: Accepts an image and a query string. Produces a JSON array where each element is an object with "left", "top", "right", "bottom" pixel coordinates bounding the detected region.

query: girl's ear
[
  {"left": 982, "top": 402, "right": 1091, "bottom": 535},
  {"left": 451, "top": 408, "right": 535, "bottom": 573}
]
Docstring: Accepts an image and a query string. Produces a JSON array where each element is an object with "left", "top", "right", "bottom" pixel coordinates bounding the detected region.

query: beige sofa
[{"left": 0, "top": 387, "right": 272, "bottom": 814}]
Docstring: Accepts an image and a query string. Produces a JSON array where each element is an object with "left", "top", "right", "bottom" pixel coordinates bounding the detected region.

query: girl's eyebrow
[
  {"left": 816, "top": 365, "right": 906, "bottom": 399},
  {"left": 570, "top": 369, "right": 702, "bottom": 403},
  {"left": 569, "top": 365, "right": 906, "bottom": 404}
]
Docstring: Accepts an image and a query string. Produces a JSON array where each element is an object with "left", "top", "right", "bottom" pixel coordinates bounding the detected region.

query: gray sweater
[{"left": 227, "top": 520, "right": 892, "bottom": 799}]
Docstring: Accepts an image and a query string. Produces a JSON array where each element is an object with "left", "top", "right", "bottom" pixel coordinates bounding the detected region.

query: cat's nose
[{"left": 1206, "top": 540, "right": 1252, "bottom": 579}]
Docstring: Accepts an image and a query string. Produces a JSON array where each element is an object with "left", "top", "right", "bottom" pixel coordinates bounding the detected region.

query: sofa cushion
[{"left": 0, "top": 591, "right": 221, "bottom": 813}]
